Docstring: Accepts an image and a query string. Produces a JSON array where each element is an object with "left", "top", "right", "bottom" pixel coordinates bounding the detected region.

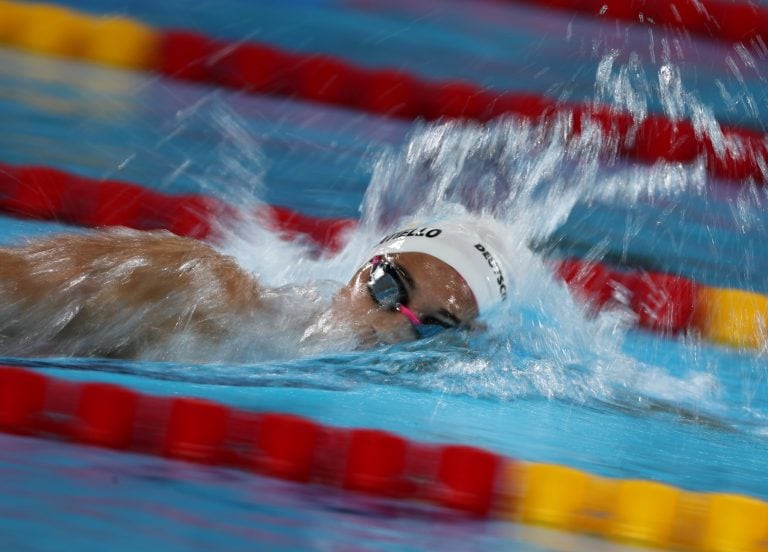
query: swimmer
[{"left": 0, "top": 216, "right": 510, "bottom": 359}]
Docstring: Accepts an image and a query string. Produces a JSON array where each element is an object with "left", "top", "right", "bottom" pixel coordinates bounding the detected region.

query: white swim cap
[{"left": 369, "top": 215, "right": 510, "bottom": 312}]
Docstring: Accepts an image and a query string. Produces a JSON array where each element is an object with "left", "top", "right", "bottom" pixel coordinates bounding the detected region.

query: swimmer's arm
[{"left": 0, "top": 229, "right": 264, "bottom": 357}]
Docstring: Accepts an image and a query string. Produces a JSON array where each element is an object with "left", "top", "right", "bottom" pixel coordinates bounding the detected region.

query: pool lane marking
[
  {"left": 0, "top": 1, "right": 767, "bottom": 186},
  {"left": 0, "top": 365, "right": 766, "bottom": 551},
  {"left": 1, "top": 161, "right": 767, "bottom": 352}
]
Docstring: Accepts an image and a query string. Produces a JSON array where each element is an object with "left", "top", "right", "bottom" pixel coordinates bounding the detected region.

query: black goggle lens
[{"left": 368, "top": 261, "right": 409, "bottom": 310}]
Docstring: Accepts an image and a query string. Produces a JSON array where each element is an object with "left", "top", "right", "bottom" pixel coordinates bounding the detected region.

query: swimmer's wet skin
[
  {"left": 0, "top": 229, "right": 263, "bottom": 359},
  {"left": 0, "top": 216, "right": 510, "bottom": 358}
]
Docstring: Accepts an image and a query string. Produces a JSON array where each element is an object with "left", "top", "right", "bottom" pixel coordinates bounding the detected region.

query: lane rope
[
  {"left": 0, "top": 364, "right": 766, "bottom": 551},
  {"left": 0, "top": 162, "right": 766, "bottom": 350},
  {"left": 0, "top": 162, "right": 355, "bottom": 253},
  {"left": 0, "top": 1, "right": 766, "bottom": 184}
]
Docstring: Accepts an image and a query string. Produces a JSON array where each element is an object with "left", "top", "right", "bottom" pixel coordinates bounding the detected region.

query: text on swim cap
[
  {"left": 378, "top": 227, "right": 442, "bottom": 244},
  {"left": 474, "top": 243, "right": 507, "bottom": 300}
]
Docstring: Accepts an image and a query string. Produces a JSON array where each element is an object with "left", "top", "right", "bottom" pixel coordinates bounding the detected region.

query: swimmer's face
[{"left": 333, "top": 252, "right": 479, "bottom": 346}]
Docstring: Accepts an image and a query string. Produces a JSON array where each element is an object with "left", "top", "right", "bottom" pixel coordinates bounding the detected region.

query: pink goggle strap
[{"left": 396, "top": 304, "right": 422, "bottom": 326}]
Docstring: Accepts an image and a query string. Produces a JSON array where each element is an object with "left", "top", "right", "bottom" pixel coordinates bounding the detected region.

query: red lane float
[
  {"left": 74, "top": 383, "right": 139, "bottom": 449},
  {"left": 509, "top": 0, "right": 768, "bottom": 46},
  {"left": 0, "top": 365, "right": 502, "bottom": 516},
  {"left": 556, "top": 259, "right": 699, "bottom": 334},
  {"left": 0, "top": 367, "right": 47, "bottom": 433},
  {"left": 343, "top": 429, "right": 410, "bottom": 496},
  {"left": 255, "top": 413, "right": 321, "bottom": 482}
]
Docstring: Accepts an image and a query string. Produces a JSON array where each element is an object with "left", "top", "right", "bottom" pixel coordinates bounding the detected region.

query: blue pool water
[{"left": 2, "top": 0, "right": 768, "bottom": 550}]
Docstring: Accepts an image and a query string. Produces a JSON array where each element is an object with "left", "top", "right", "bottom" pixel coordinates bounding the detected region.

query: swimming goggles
[{"left": 367, "top": 255, "right": 456, "bottom": 339}]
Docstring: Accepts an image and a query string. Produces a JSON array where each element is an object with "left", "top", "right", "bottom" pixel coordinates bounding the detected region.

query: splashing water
[
  {"left": 199, "top": 54, "right": 743, "bottom": 416},
  {"left": 7, "top": 52, "right": 768, "bottom": 427}
]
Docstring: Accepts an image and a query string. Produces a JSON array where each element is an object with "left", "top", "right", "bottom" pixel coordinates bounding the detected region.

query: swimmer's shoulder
[
  {"left": 12, "top": 228, "right": 224, "bottom": 264},
  {"left": 3, "top": 228, "right": 262, "bottom": 303}
]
